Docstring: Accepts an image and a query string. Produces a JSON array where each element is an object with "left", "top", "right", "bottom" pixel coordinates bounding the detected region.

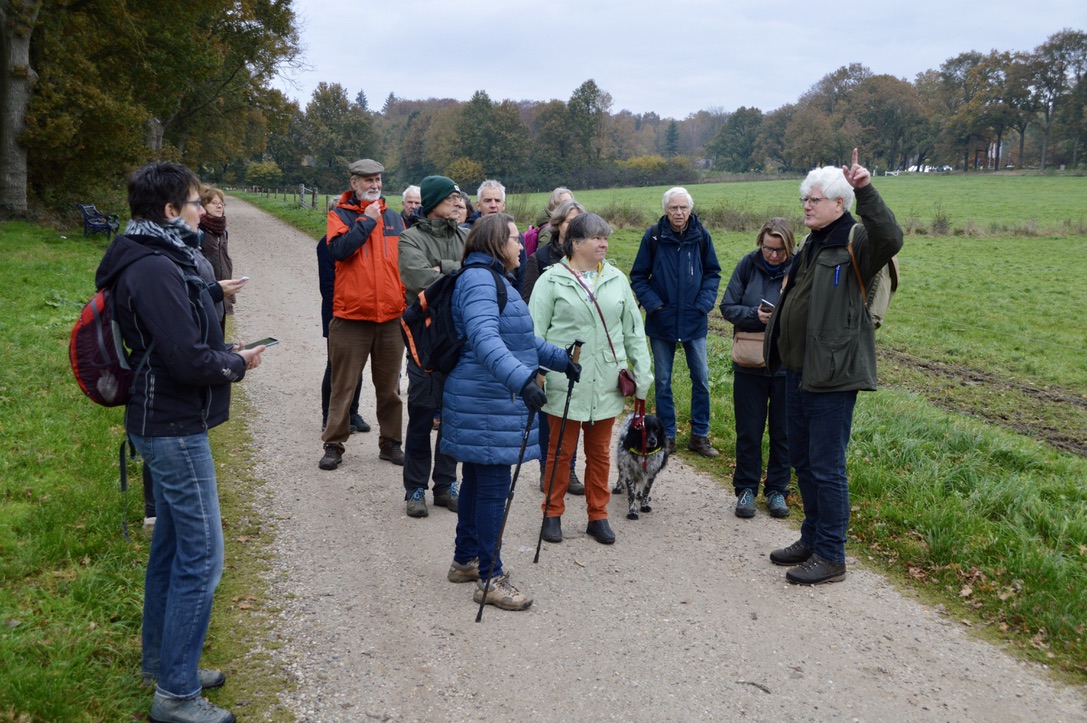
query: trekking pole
[
  {"left": 534, "top": 339, "right": 584, "bottom": 564},
  {"left": 476, "top": 407, "right": 536, "bottom": 623}
]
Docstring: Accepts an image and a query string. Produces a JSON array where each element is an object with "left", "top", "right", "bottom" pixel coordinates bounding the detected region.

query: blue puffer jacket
[
  {"left": 630, "top": 214, "right": 721, "bottom": 342},
  {"left": 441, "top": 252, "right": 568, "bottom": 465}
]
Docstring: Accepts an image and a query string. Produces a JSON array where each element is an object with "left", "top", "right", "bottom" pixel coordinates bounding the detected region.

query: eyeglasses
[
  {"left": 800, "top": 196, "right": 829, "bottom": 206},
  {"left": 762, "top": 245, "right": 787, "bottom": 257},
  {"left": 184, "top": 199, "right": 203, "bottom": 208},
  {"left": 667, "top": 205, "right": 690, "bottom": 214}
]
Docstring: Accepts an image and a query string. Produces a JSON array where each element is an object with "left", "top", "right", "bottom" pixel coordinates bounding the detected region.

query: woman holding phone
[{"left": 719, "top": 217, "right": 795, "bottom": 519}]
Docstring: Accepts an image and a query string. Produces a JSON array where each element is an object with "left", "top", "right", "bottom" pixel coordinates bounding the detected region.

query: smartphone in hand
[
  {"left": 244, "top": 337, "right": 278, "bottom": 350},
  {"left": 759, "top": 299, "right": 776, "bottom": 312}
]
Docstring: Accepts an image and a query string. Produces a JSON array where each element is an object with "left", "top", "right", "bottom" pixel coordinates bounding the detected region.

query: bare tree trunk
[{"left": 0, "top": 0, "right": 42, "bottom": 218}]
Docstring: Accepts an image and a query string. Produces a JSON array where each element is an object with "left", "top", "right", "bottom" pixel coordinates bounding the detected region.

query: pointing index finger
[{"left": 852, "top": 147, "right": 859, "bottom": 168}]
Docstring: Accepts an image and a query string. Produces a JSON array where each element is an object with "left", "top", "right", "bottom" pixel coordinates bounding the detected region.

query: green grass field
[{"left": 2, "top": 173, "right": 1086, "bottom": 718}]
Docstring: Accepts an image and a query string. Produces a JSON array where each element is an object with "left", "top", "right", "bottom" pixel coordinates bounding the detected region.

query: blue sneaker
[
  {"left": 434, "top": 483, "right": 459, "bottom": 512},
  {"left": 406, "top": 488, "right": 428, "bottom": 518},
  {"left": 767, "top": 491, "right": 790, "bottom": 518},
  {"left": 735, "top": 488, "right": 756, "bottom": 518}
]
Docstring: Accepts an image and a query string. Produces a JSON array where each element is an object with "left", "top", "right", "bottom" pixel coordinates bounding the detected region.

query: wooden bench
[{"left": 77, "top": 203, "right": 120, "bottom": 240}]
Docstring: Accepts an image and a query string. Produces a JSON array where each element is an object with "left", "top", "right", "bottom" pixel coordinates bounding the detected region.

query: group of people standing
[{"left": 97, "top": 147, "right": 900, "bottom": 721}]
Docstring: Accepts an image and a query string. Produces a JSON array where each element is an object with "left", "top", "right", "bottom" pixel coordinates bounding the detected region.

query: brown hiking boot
[
  {"left": 473, "top": 572, "right": 532, "bottom": 611},
  {"left": 447, "top": 558, "right": 480, "bottom": 583},
  {"left": 379, "top": 443, "right": 405, "bottom": 466},
  {"left": 687, "top": 435, "right": 719, "bottom": 457}
]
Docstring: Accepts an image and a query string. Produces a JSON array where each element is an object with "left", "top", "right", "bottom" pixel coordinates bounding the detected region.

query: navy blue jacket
[
  {"left": 630, "top": 214, "right": 721, "bottom": 342},
  {"left": 95, "top": 234, "right": 246, "bottom": 436},
  {"left": 316, "top": 237, "right": 335, "bottom": 338}
]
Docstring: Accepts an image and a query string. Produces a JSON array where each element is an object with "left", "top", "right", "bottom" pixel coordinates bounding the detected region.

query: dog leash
[{"left": 633, "top": 398, "right": 648, "bottom": 470}]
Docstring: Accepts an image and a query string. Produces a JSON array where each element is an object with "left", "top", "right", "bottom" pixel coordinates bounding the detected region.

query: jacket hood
[
  {"left": 655, "top": 212, "right": 706, "bottom": 242},
  {"left": 412, "top": 214, "right": 463, "bottom": 236},
  {"left": 94, "top": 234, "right": 194, "bottom": 290}
]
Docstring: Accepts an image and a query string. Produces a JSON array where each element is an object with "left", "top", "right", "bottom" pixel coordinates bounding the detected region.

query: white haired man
[
  {"left": 401, "top": 185, "right": 421, "bottom": 229},
  {"left": 630, "top": 187, "right": 721, "bottom": 458},
  {"left": 765, "top": 148, "right": 903, "bottom": 585}
]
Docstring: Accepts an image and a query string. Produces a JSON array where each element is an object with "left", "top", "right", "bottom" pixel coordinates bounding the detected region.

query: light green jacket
[{"left": 529, "top": 259, "right": 653, "bottom": 422}]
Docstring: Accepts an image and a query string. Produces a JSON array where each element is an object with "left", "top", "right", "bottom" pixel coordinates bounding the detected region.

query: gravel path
[{"left": 228, "top": 197, "right": 1087, "bottom": 722}]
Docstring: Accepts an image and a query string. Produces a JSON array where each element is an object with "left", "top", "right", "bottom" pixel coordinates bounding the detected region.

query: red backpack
[{"left": 70, "top": 287, "right": 154, "bottom": 406}]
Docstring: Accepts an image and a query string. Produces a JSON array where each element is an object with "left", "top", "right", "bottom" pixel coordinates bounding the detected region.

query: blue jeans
[
  {"left": 785, "top": 371, "right": 856, "bottom": 564},
  {"left": 132, "top": 432, "right": 224, "bottom": 700},
  {"left": 454, "top": 462, "right": 511, "bottom": 581},
  {"left": 650, "top": 336, "right": 710, "bottom": 437}
]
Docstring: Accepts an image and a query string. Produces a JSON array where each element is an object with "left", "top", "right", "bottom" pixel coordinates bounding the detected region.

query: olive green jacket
[{"left": 765, "top": 184, "right": 903, "bottom": 392}]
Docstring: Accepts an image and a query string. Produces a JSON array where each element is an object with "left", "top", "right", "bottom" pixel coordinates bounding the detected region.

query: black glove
[
  {"left": 519, "top": 379, "right": 547, "bottom": 412},
  {"left": 565, "top": 359, "right": 582, "bottom": 383}
]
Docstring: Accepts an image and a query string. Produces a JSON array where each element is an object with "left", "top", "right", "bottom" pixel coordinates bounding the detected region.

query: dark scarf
[
  {"left": 802, "top": 211, "right": 855, "bottom": 265},
  {"left": 199, "top": 212, "right": 227, "bottom": 236}
]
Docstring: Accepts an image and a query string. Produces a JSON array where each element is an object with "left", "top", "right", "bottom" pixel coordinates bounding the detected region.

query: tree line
[{"left": 1, "top": 4, "right": 1083, "bottom": 218}]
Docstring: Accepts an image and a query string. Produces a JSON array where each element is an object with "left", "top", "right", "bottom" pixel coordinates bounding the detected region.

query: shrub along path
[{"left": 228, "top": 198, "right": 1087, "bottom": 721}]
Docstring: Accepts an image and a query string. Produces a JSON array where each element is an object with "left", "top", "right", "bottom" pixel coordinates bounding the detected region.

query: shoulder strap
[
  {"left": 845, "top": 224, "right": 866, "bottom": 301},
  {"left": 461, "top": 262, "right": 508, "bottom": 313},
  {"left": 560, "top": 262, "right": 620, "bottom": 362}
]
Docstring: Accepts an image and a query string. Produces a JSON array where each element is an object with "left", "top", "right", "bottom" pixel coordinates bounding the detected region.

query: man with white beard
[{"left": 318, "top": 159, "right": 407, "bottom": 471}]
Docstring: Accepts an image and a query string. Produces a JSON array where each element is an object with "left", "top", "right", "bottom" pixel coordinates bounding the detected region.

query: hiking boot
[
  {"left": 735, "top": 488, "right": 756, "bottom": 518},
  {"left": 406, "top": 488, "right": 428, "bottom": 518},
  {"left": 447, "top": 558, "right": 480, "bottom": 583},
  {"left": 585, "top": 518, "right": 615, "bottom": 545},
  {"left": 318, "top": 445, "right": 342, "bottom": 470},
  {"left": 665, "top": 437, "right": 677, "bottom": 454},
  {"left": 567, "top": 469, "right": 585, "bottom": 496},
  {"left": 541, "top": 516, "right": 563, "bottom": 543},
  {"left": 434, "top": 483, "right": 459, "bottom": 512},
  {"left": 786, "top": 554, "right": 847, "bottom": 585},
  {"left": 379, "top": 444, "right": 405, "bottom": 466},
  {"left": 349, "top": 413, "right": 371, "bottom": 433},
  {"left": 770, "top": 539, "right": 813, "bottom": 566},
  {"left": 687, "top": 434, "right": 719, "bottom": 457},
  {"left": 150, "top": 693, "right": 235, "bottom": 723},
  {"left": 767, "top": 491, "right": 790, "bottom": 518},
  {"left": 141, "top": 669, "right": 225, "bottom": 691},
  {"left": 473, "top": 572, "right": 533, "bottom": 611}
]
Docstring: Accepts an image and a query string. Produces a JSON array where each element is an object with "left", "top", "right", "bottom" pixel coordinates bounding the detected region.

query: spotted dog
[{"left": 613, "top": 413, "right": 669, "bottom": 520}]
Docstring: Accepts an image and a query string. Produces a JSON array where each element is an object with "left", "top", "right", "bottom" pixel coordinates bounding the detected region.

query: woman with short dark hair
[{"left": 95, "top": 161, "right": 266, "bottom": 723}]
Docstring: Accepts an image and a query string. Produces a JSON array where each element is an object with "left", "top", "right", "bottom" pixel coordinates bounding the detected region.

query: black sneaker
[
  {"left": 770, "top": 539, "right": 813, "bottom": 566},
  {"left": 318, "top": 445, "right": 342, "bottom": 471},
  {"left": 349, "top": 413, "right": 371, "bottom": 433},
  {"left": 786, "top": 554, "right": 847, "bottom": 585}
]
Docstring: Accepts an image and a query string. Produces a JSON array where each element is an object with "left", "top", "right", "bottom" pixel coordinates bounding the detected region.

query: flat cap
[{"left": 348, "top": 159, "right": 384, "bottom": 175}]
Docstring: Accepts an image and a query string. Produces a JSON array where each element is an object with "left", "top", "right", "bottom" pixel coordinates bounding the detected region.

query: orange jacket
[{"left": 326, "top": 191, "right": 406, "bottom": 322}]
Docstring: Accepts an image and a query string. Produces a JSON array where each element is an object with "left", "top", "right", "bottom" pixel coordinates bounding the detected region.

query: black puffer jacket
[{"left": 95, "top": 234, "right": 246, "bottom": 436}]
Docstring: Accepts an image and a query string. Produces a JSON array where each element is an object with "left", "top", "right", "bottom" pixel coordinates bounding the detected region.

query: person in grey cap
[
  {"left": 398, "top": 175, "right": 468, "bottom": 518},
  {"left": 318, "top": 159, "right": 407, "bottom": 471}
]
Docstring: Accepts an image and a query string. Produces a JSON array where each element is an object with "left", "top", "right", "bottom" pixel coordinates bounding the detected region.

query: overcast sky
[{"left": 273, "top": 0, "right": 1086, "bottom": 119}]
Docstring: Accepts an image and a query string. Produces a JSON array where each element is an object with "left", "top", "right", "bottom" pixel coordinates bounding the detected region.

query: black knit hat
[{"left": 420, "top": 175, "right": 459, "bottom": 216}]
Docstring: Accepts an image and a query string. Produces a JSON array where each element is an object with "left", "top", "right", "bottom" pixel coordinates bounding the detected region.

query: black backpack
[{"left": 401, "top": 262, "right": 507, "bottom": 374}]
